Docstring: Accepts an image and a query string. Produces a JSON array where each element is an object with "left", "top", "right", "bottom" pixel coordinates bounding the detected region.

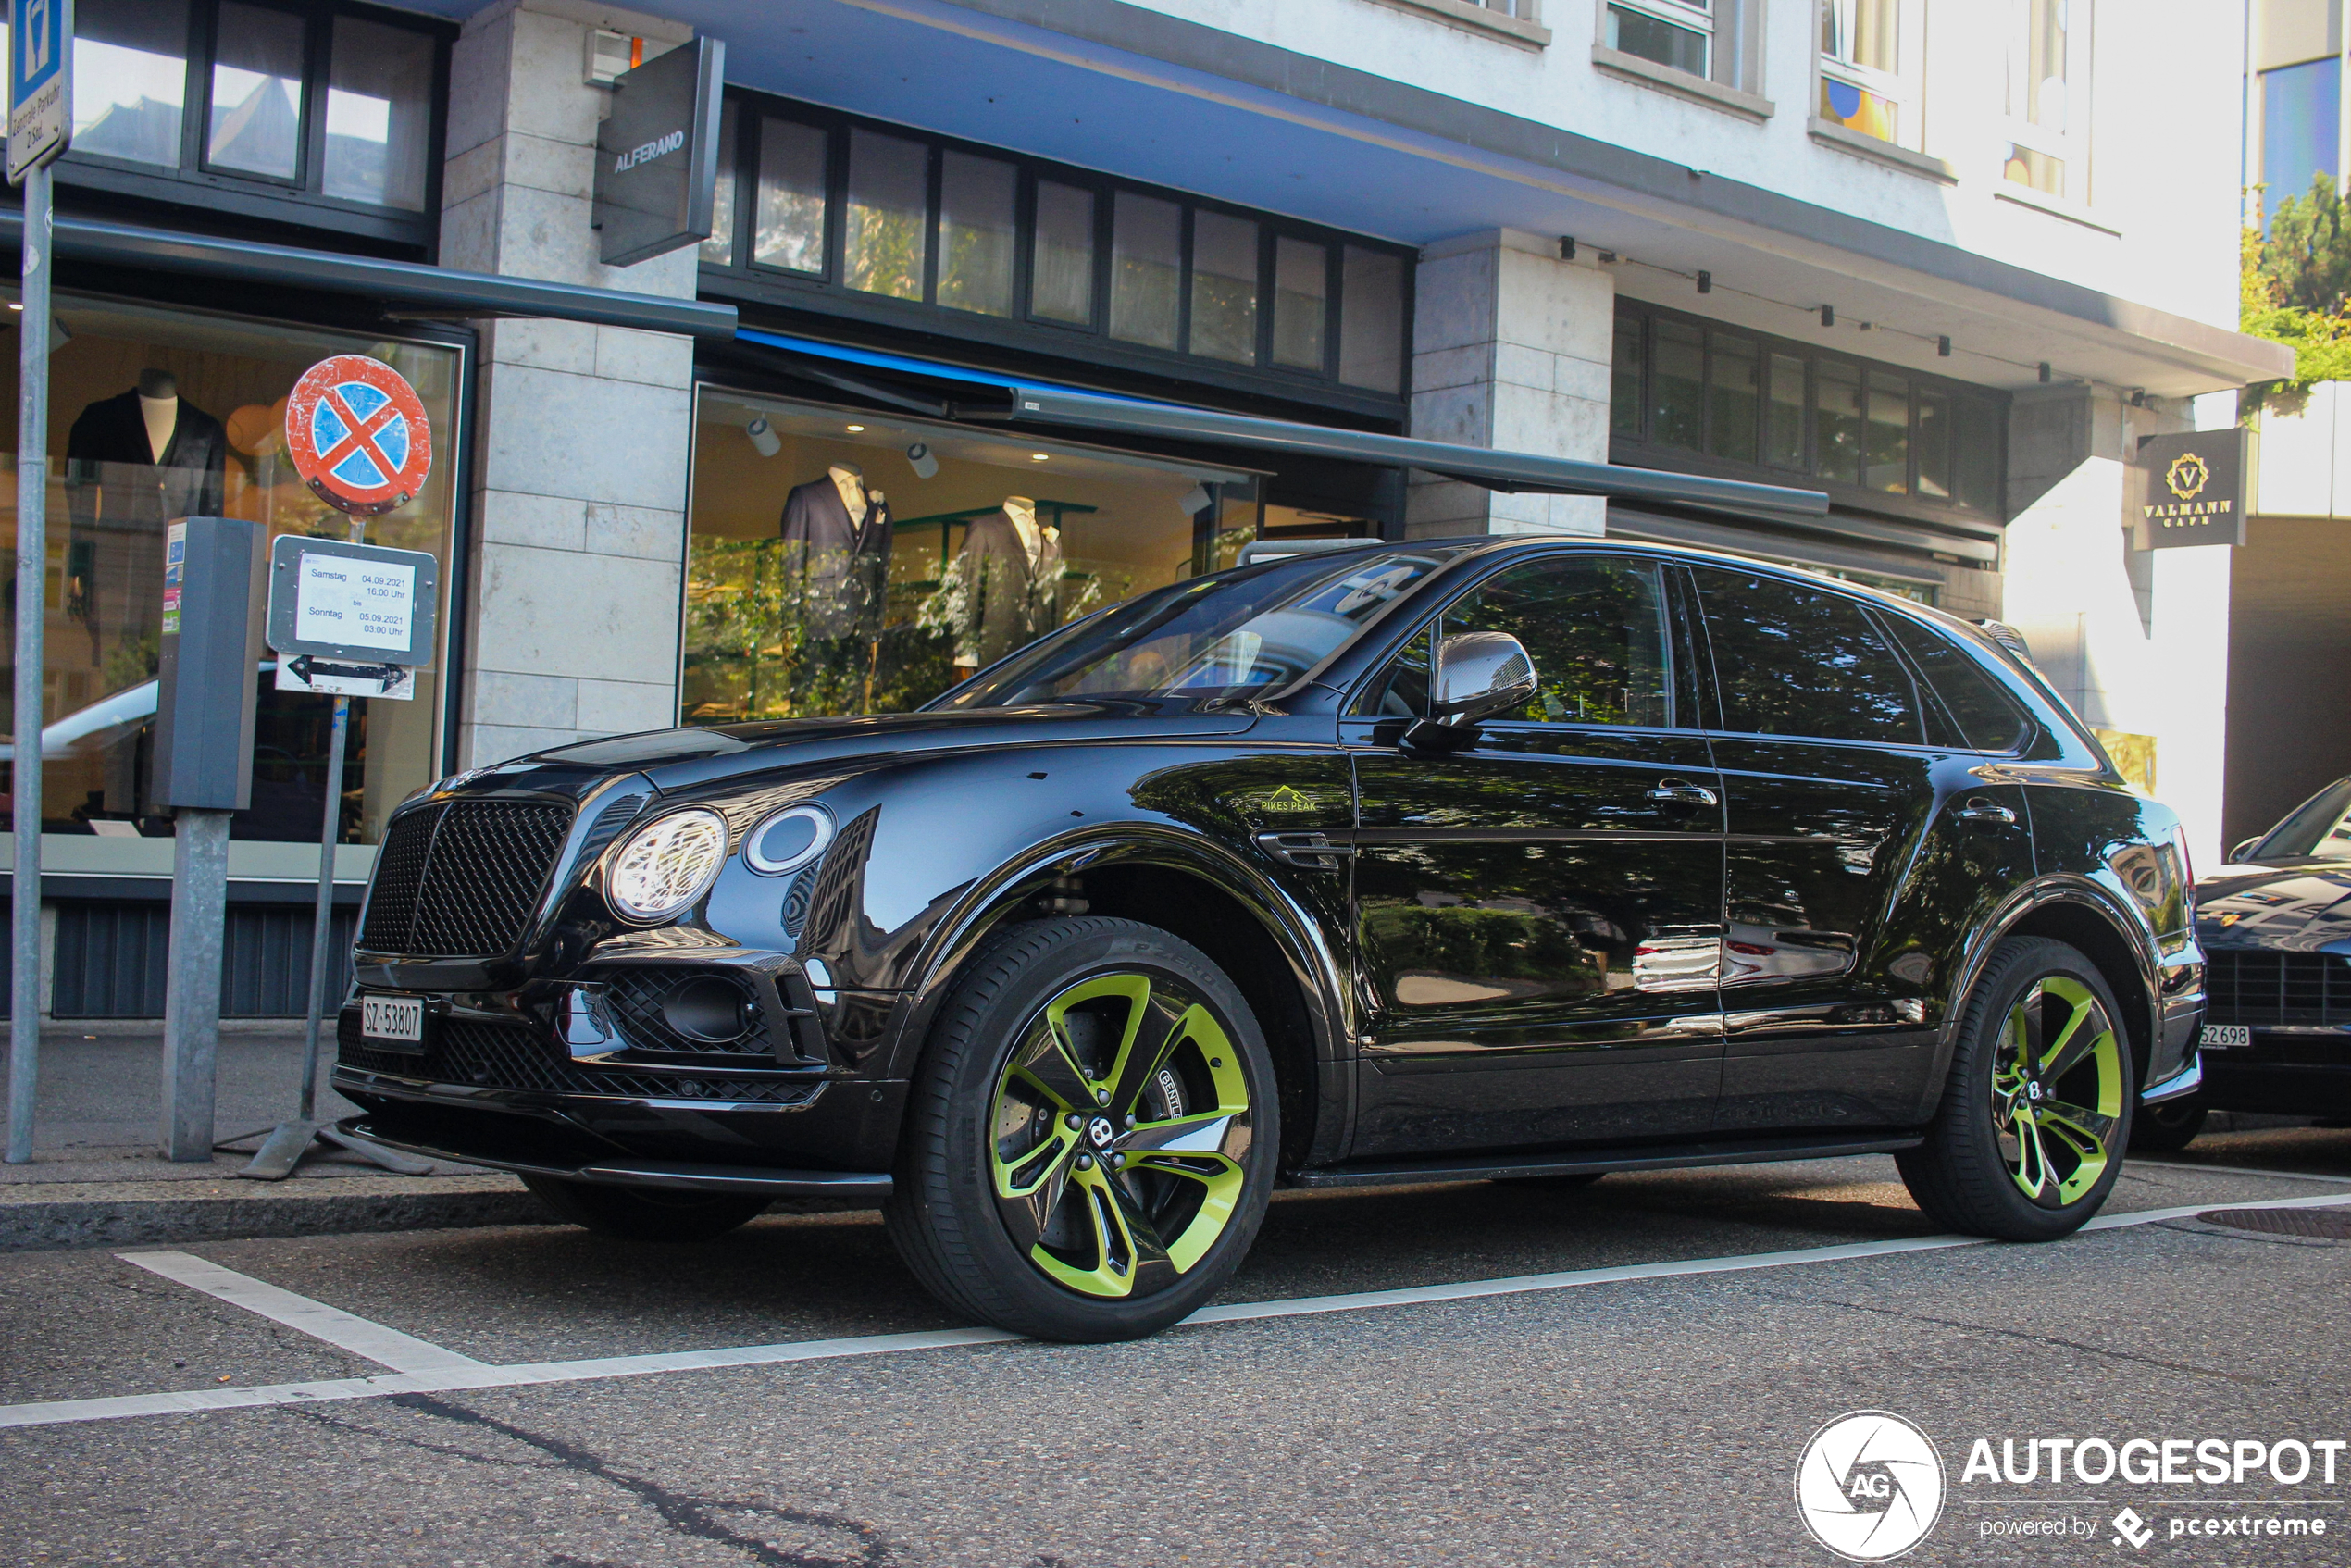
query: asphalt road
[{"left": 4, "top": 1124, "right": 2350, "bottom": 1568}]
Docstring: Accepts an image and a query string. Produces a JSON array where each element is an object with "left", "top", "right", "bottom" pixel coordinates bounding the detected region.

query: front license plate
[
  {"left": 2199, "top": 1024, "right": 2251, "bottom": 1050},
  {"left": 363, "top": 994, "right": 427, "bottom": 1046}
]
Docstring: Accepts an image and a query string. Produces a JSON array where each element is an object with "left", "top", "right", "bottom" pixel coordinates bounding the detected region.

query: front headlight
[{"left": 605, "top": 808, "right": 729, "bottom": 922}]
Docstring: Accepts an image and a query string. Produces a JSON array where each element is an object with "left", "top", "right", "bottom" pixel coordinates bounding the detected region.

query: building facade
[{"left": 2, "top": 0, "right": 2285, "bottom": 1014}]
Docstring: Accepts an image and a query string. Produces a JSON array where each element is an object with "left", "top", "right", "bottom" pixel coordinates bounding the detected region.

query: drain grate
[{"left": 2196, "top": 1207, "right": 2351, "bottom": 1239}]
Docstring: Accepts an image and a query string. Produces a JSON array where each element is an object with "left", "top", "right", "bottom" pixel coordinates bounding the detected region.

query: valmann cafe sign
[{"left": 2136, "top": 429, "right": 2249, "bottom": 550}]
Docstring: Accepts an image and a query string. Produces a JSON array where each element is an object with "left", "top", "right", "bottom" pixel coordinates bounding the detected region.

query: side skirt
[{"left": 1284, "top": 1131, "right": 1924, "bottom": 1189}]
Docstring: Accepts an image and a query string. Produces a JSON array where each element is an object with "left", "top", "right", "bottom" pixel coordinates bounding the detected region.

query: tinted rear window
[
  {"left": 1879, "top": 616, "right": 2031, "bottom": 753},
  {"left": 1691, "top": 568, "right": 1923, "bottom": 744}
]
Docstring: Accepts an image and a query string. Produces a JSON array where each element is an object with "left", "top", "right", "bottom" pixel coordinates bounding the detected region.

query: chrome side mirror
[
  {"left": 1402, "top": 631, "right": 1536, "bottom": 752},
  {"left": 1431, "top": 631, "right": 1537, "bottom": 724}
]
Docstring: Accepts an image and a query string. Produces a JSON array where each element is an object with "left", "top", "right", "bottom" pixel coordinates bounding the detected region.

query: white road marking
[
  {"left": 120, "top": 1251, "right": 485, "bottom": 1374},
  {"left": 4, "top": 1190, "right": 2343, "bottom": 1434},
  {"left": 2133, "top": 1159, "right": 2351, "bottom": 1186}
]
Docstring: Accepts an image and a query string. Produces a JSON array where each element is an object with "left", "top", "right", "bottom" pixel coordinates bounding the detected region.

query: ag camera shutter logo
[{"left": 1796, "top": 1411, "right": 1946, "bottom": 1561}]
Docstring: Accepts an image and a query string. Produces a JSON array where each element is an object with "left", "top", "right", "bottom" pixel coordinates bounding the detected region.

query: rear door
[
  {"left": 1347, "top": 553, "right": 1728, "bottom": 1158},
  {"left": 1686, "top": 567, "right": 2024, "bottom": 1132}
]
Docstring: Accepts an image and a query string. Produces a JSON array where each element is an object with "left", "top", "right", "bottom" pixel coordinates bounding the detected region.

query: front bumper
[
  {"left": 346, "top": 1114, "right": 891, "bottom": 1201},
  {"left": 2196, "top": 1026, "right": 2351, "bottom": 1115}
]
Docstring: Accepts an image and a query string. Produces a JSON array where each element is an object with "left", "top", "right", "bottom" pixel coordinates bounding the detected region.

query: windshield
[
  {"left": 933, "top": 545, "right": 1468, "bottom": 711},
  {"left": 2250, "top": 778, "right": 2351, "bottom": 861}
]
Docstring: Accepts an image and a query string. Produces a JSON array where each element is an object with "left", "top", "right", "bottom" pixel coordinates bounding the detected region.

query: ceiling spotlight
[
  {"left": 5, "top": 303, "right": 20, "bottom": 313},
  {"left": 905, "top": 441, "right": 939, "bottom": 479},
  {"left": 2038, "top": 362, "right": 2052, "bottom": 383},
  {"left": 1030, "top": 453, "right": 1051, "bottom": 461},
  {"left": 1696, "top": 270, "right": 1711, "bottom": 294},
  {"left": 744, "top": 416, "right": 780, "bottom": 458},
  {"left": 1937, "top": 336, "right": 1952, "bottom": 357},
  {"left": 845, "top": 424, "right": 865, "bottom": 432},
  {"left": 1819, "top": 305, "right": 1835, "bottom": 328}
]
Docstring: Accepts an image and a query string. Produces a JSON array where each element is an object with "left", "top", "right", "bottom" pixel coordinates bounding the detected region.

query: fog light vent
[{"left": 599, "top": 966, "right": 764, "bottom": 1055}]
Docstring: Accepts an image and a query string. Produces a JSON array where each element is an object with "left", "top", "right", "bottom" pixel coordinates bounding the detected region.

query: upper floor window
[
  {"left": 2002, "top": 0, "right": 2090, "bottom": 201},
  {"left": 2251, "top": 0, "right": 2342, "bottom": 229},
  {"left": 699, "top": 93, "right": 1413, "bottom": 400},
  {"left": 27, "top": 0, "right": 445, "bottom": 235},
  {"left": 1601, "top": 0, "right": 1760, "bottom": 93},
  {"left": 1818, "top": 0, "right": 1906, "bottom": 143},
  {"left": 1611, "top": 302, "right": 2005, "bottom": 519}
]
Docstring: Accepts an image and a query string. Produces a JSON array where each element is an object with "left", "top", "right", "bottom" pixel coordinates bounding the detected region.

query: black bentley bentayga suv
[{"left": 338, "top": 539, "right": 2205, "bottom": 1340}]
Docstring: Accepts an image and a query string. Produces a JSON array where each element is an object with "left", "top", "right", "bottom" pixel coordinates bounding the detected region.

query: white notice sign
[{"left": 294, "top": 551, "right": 416, "bottom": 651}]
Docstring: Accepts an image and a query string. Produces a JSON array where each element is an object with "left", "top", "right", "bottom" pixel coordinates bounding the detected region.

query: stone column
[
  {"left": 1405, "top": 229, "right": 1615, "bottom": 539},
  {"left": 439, "top": 0, "right": 701, "bottom": 767}
]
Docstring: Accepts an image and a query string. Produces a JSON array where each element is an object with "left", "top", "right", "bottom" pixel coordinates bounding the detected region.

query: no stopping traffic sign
[{"left": 283, "top": 355, "right": 433, "bottom": 516}]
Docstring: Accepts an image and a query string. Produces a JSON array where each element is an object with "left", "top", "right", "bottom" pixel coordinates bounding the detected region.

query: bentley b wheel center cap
[{"left": 1087, "top": 1114, "right": 1116, "bottom": 1149}]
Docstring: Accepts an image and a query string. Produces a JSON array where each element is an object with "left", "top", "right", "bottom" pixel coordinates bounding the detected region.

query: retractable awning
[
  {"left": 732, "top": 327, "right": 1828, "bottom": 519},
  {"left": 0, "top": 212, "right": 739, "bottom": 343}
]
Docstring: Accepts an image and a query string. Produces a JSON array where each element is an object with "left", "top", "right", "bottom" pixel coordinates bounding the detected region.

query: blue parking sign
[{"left": 7, "top": 0, "right": 69, "bottom": 184}]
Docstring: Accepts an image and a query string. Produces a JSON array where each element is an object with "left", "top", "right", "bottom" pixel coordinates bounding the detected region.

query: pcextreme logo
[{"left": 1797, "top": 1411, "right": 1947, "bottom": 1562}]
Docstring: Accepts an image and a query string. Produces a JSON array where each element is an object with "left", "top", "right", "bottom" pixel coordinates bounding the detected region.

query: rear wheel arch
[
  {"left": 1916, "top": 885, "right": 2158, "bottom": 1123},
  {"left": 888, "top": 833, "right": 1348, "bottom": 1173}
]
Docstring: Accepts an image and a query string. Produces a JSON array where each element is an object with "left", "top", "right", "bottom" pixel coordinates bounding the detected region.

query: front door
[{"left": 1347, "top": 554, "right": 1728, "bottom": 1159}]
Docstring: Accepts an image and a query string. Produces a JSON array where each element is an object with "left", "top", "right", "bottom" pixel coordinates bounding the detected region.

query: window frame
[
  {"left": 1604, "top": 0, "right": 1718, "bottom": 79},
  {"left": 1683, "top": 561, "right": 1937, "bottom": 750},
  {"left": 698, "top": 87, "right": 1415, "bottom": 420},
  {"left": 1814, "top": 0, "right": 1922, "bottom": 150},
  {"left": 58, "top": 0, "right": 451, "bottom": 251}
]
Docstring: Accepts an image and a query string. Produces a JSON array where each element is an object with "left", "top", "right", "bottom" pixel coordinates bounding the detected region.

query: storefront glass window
[
  {"left": 846, "top": 131, "right": 928, "bottom": 300},
  {"left": 323, "top": 16, "right": 435, "bottom": 211},
  {"left": 1708, "top": 334, "right": 1759, "bottom": 464},
  {"left": 2, "top": 297, "right": 460, "bottom": 863},
  {"left": 1031, "top": 182, "right": 1097, "bottom": 326},
  {"left": 1765, "top": 353, "right": 1806, "bottom": 469},
  {"left": 700, "top": 99, "right": 740, "bottom": 266},
  {"left": 1188, "top": 214, "right": 1260, "bottom": 365},
  {"left": 73, "top": 0, "right": 188, "bottom": 170},
  {"left": 1814, "top": 361, "right": 1863, "bottom": 486},
  {"left": 1338, "top": 248, "right": 1405, "bottom": 392},
  {"left": 208, "top": 3, "right": 308, "bottom": 182},
  {"left": 1611, "top": 317, "right": 1644, "bottom": 440},
  {"left": 1111, "top": 194, "right": 1183, "bottom": 350},
  {"left": 939, "top": 154, "right": 1017, "bottom": 317},
  {"left": 682, "top": 392, "right": 1256, "bottom": 723},
  {"left": 1953, "top": 396, "right": 2002, "bottom": 514},
  {"left": 1914, "top": 389, "right": 1952, "bottom": 500},
  {"left": 753, "top": 118, "right": 828, "bottom": 274},
  {"left": 1272, "top": 239, "right": 1329, "bottom": 370},
  {"left": 1864, "top": 370, "right": 1909, "bottom": 492},
  {"left": 1652, "top": 320, "right": 1704, "bottom": 451}
]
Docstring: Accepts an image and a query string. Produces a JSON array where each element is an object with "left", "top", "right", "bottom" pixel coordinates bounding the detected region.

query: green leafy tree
[{"left": 2244, "top": 175, "right": 2351, "bottom": 413}]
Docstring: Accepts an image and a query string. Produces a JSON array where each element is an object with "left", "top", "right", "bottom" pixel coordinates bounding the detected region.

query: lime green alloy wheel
[
  {"left": 1897, "top": 936, "right": 2134, "bottom": 1242},
  {"left": 989, "top": 972, "right": 1253, "bottom": 1298},
  {"left": 887, "top": 916, "right": 1279, "bottom": 1341},
  {"left": 1988, "top": 976, "right": 2124, "bottom": 1207}
]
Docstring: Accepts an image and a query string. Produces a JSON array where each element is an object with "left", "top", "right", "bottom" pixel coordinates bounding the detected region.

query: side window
[
  {"left": 1443, "top": 556, "right": 1678, "bottom": 728},
  {"left": 1878, "top": 616, "right": 2031, "bottom": 753},
  {"left": 1691, "top": 568, "right": 1923, "bottom": 744}
]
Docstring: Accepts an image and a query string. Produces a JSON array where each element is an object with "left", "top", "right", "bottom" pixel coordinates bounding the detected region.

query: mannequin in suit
[
  {"left": 779, "top": 462, "right": 891, "bottom": 640},
  {"left": 66, "top": 369, "right": 229, "bottom": 526},
  {"left": 950, "top": 495, "right": 1064, "bottom": 672}
]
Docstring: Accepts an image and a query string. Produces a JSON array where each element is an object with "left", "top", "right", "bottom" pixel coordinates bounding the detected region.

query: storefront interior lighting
[
  {"left": 1030, "top": 453, "right": 1051, "bottom": 460},
  {"left": 845, "top": 424, "right": 865, "bottom": 432}
]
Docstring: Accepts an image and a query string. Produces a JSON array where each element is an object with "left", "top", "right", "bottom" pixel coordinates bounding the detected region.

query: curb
[{"left": 0, "top": 1176, "right": 551, "bottom": 1251}]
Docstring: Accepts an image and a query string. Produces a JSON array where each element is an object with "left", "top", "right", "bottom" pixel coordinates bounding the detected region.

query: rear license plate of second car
[
  {"left": 363, "top": 994, "right": 427, "bottom": 1052},
  {"left": 2199, "top": 1024, "right": 2251, "bottom": 1050}
]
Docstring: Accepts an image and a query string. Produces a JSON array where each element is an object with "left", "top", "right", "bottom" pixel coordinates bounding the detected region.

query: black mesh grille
[
  {"left": 336, "top": 1011, "right": 819, "bottom": 1104},
  {"left": 2205, "top": 950, "right": 2351, "bottom": 1027},
  {"left": 599, "top": 965, "right": 765, "bottom": 1055},
  {"left": 356, "top": 801, "right": 574, "bottom": 958}
]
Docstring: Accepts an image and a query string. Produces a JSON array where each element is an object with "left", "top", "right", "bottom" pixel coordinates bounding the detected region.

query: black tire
[
  {"left": 1897, "top": 937, "right": 2135, "bottom": 1241},
  {"left": 885, "top": 916, "right": 1279, "bottom": 1342},
  {"left": 2130, "top": 1096, "right": 2208, "bottom": 1153},
  {"left": 520, "top": 1174, "right": 770, "bottom": 1241}
]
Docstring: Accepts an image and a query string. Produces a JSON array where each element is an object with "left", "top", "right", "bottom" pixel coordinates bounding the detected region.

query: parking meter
[{"left": 156, "top": 516, "right": 265, "bottom": 1161}]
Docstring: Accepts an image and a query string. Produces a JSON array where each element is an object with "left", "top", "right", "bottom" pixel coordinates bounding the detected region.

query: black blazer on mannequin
[
  {"left": 66, "top": 388, "right": 228, "bottom": 525},
  {"left": 779, "top": 475, "right": 891, "bottom": 639}
]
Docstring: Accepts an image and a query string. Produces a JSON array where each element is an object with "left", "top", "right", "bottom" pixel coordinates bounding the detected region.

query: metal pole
[
  {"left": 160, "top": 807, "right": 229, "bottom": 1161},
  {"left": 292, "top": 696, "right": 348, "bottom": 1124},
  {"left": 6, "top": 162, "right": 50, "bottom": 1164}
]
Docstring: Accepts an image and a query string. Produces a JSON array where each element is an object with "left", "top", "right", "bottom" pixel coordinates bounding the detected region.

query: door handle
[
  {"left": 1956, "top": 797, "right": 2019, "bottom": 825},
  {"left": 1646, "top": 778, "right": 1719, "bottom": 807}
]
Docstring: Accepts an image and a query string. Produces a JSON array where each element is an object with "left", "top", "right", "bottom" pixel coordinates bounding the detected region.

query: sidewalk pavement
[{"left": 0, "top": 1027, "right": 542, "bottom": 1250}]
